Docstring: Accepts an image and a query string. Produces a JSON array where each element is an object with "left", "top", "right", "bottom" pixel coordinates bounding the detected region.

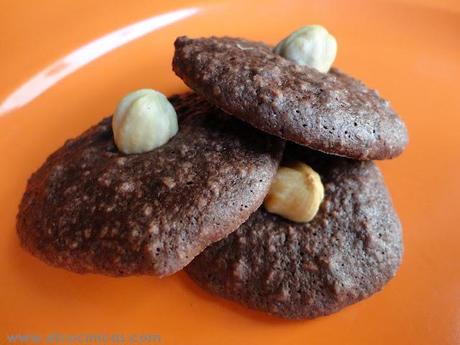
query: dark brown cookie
[
  {"left": 17, "top": 93, "right": 284, "bottom": 277},
  {"left": 186, "top": 145, "right": 403, "bottom": 319},
  {"left": 173, "top": 36, "right": 408, "bottom": 160}
]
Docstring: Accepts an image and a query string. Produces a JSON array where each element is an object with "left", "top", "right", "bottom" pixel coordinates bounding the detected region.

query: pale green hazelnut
[
  {"left": 112, "top": 89, "right": 178, "bottom": 154},
  {"left": 274, "top": 25, "right": 337, "bottom": 73}
]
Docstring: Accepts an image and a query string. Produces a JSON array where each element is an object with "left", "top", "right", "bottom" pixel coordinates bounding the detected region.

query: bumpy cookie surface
[
  {"left": 17, "top": 93, "right": 284, "bottom": 277},
  {"left": 173, "top": 36, "right": 408, "bottom": 160},
  {"left": 186, "top": 145, "right": 403, "bottom": 319}
]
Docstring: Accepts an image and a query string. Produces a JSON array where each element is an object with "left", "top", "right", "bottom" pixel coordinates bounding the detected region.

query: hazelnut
[
  {"left": 264, "top": 161, "right": 324, "bottom": 222},
  {"left": 112, "top": 89, "right": 178, "bottom": 154},
  {"left": 274, "top": 25, "right": 337, "bottom": 73}
]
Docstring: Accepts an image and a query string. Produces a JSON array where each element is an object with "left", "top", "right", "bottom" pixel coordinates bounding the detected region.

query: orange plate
[{"left": 1, "top": 0, "right": 459, "bottom": 344}]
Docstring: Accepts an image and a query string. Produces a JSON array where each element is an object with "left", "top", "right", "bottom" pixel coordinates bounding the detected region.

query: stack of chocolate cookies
[{"left": 17, "top": 35, "right": 408, "bottom": 319}]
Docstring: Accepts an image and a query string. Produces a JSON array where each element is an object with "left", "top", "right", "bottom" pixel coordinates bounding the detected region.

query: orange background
[{"left": 1, "top": 0, "right": 459, "bottom": 344}]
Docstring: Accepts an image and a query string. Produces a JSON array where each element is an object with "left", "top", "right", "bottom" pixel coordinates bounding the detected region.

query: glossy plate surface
[{"left": 1, "top": 1, "right": 459, "bottom": 344}]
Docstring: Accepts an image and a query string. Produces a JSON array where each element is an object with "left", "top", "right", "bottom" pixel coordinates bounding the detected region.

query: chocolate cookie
[
  {"left": 186, "top": 145, "right": 403, "bottom": 319},
  {"left": 173, "top": 36, "right": 408, "bottom": 160},
  {"left": 17, "top": 93, "right": 284, "bottom": 277}
]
